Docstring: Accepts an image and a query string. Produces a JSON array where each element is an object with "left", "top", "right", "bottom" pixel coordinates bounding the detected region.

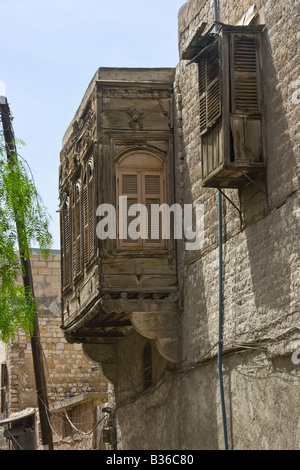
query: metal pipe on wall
[
  {"left": 213, "top": 0, "right": 229, "bottom": 450},
  {"left": 218, "top": 190, "right": 229, "bottom": 450}
]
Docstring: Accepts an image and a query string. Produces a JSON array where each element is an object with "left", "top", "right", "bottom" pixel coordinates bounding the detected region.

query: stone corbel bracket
[
  {"left": 83, "top": 340, "right": 118, "bottom": 384},
  {"left": 130, "top": 310, "right": 181, "bottom": 363},
  {"left": 100, "top": 295, "right": 182, "bottom": 364},
  {"left": 82, "top": 295, "right": 182, "bottom": 383}
]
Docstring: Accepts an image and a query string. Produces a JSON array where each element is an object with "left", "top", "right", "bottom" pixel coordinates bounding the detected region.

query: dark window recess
[
  {"left": 63, "top": 408, "right": 76, "bottom": 438},
  {"left": 143, "top": 342, "right": 153, "bottom": 390},
  {"left": 1, "top": 363, "right": 8, "bottom": 414}
]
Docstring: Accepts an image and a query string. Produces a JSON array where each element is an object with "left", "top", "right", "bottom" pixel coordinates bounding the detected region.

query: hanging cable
[{"left": 40, "top": 342, "right": 108, "bottom": 437}]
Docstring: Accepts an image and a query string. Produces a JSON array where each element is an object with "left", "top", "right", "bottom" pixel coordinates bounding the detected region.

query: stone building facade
[
  {"left": 59, "top": 0, "right": 300, "bottom": 450},
  {"left": 0, "top": 250, "right": 108, "bottom": 450}
]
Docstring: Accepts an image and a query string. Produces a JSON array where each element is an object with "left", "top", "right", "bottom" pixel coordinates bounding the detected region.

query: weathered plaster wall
[
  {"left": 114, "top": 0, "right": 300, "bottom": 450},
  {"left": 117, "top": 351, "right": 299, "bottom": 450}
]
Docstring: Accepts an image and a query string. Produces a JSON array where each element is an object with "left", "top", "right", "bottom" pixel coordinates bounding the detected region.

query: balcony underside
[
  {"left": 202, "top": 163, "right": 265, "bottom": 188},
  {"left": 62, "top": 289, "right": 181, "bottom": 371}
]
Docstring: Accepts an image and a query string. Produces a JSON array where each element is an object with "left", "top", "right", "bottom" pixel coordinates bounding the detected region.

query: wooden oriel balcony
[{"left": 59, "top": 68, "right": 181, "bottom": 372}]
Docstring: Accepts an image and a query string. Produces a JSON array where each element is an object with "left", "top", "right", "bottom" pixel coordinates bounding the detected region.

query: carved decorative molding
[
  {"left": 98, "top": 88, "right": 172, "bottom": 100},
  {"left": 159, "top": 98, "right": 173, "bottom": 128},
  {"left": 127, "top": 108, "right": 145, "bottom": 130},
  {"left": 61, "top": 108, "right": 96, "bottom": 160}
]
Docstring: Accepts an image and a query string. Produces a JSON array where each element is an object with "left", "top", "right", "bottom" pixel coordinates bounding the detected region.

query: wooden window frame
[
  {"left": 72, "top": 178, "right": 82, "bottom": 281},
  {"left": 228, "top": 30, "right": 263, "bottom": 163},
  {"left": 62, "top": 193, "right": 71, "bottom": 291},
  {"left": 116, "top": 152, "right": 166, "bottom": 251},
  {"left": 83, "top": 158, "right": 95, "bottom": 266},
  {"left": 230, "top": 32, "right": 262, "bottom": 116},
  {"left": 198, "top": 39, "right": 221, "bottom": 135},
  {"left": 198, "top": 27, "right": 264, "bottom": 180}
]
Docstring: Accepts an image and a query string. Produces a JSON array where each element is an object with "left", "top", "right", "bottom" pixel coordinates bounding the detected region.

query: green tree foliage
[{"left": 0, "top": 139, "right": 53, "bottom": 342}]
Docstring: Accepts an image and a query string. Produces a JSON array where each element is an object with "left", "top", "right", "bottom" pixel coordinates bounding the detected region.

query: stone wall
[
  {"left": 113, "top": 0, "right": 300, "bottom": 450},
  {"left": 176, "top": 0, "right": 300, "bottom": 364}
]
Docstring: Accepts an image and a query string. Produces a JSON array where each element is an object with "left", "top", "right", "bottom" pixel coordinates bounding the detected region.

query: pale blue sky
[{"left": 1, "top": 0, "right": 185, "bottom": 249}]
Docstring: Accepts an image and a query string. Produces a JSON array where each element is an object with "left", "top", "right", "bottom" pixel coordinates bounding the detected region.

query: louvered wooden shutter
[
  {"left": 72, "top": 182, "right": 82, "bottom": 278},
  {"left": 83, "top": 176, "right": 89, "bottom": 264},
  {"left": 199, "top": 40, "right": 221, "bottom": 134},
  {"left": 83, "top": 160, "right": 95, "bottom": 264},
  {"left": 119, "top": 172, "right": 141, "bottom": 247},
  {"left": 88, "top": 163, "right": 95, "bottom": 260},
  {"left": 144, "top": 174, "right": 163, "bottom": 245},
  {"left": 117, "top": 155, "right": 166, "bottom": 249},
  {"left": 62, "top": 197, "right": 71, "bottom": 289},
  {"left": 231, "top": 34, "right": 260, "bottom": 114},
  {"left": 229, "top": 32, "right": 262, "bottom": 162}
]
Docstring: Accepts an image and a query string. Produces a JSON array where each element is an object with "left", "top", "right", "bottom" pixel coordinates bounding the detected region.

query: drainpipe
[
  {"left": 218, "top": 190, "right": 228, "bottom": 450},
  {"left": 214, "top": 0, "right": 229, "bottom": 450}
]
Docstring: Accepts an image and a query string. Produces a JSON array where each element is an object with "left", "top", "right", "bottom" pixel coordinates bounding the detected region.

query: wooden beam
[
  {"left": 87, "top": 319, "right": 131, "bottom": 328},
  {"left": 69, "top": 331, "right": 124, "bottom": 338}
]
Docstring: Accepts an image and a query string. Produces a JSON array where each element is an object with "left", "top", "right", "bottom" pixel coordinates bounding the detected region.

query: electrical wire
[
  {"left": 40, "top": 341, "right": 109, "bottom": 437},
  {"left": 31, "top": 382, "right": 109, "bottom": 447}
]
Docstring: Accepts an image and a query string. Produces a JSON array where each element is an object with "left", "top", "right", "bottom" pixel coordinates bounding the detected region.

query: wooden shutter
[
  {"left": 117, "top": 154, "right": 166, "bottom": 249},
  {"left": 198, "top": 40, "right": 221, "bottom": 134},
  {"left": 229, "top": 32, "right": 262, "bottom": 162},
  {"left": 83, "top": 175, "right": 89, "bottom": 264},
  {"left": 62, "top": 196, "right": 71, "bottom": 289},
  {"left": 231, "top": 34, "right": 261, "bottom": 114},
  {"left": 72, "top": 181, "right": 82, "bottom": 278},
  {"left": 88, "top": 161, "right": 95, "bottom": 260},
  {"left": 144, "top": 173, "right": 164, "bottom": 246},
  {"left": 119, "top": 172, "right": 142, "bottom": 247},
  {"left": 83, "top": 160, "right": 95, "bottom": 265}
]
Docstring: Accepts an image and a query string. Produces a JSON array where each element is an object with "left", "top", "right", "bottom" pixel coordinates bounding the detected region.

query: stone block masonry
[
  {"left": 7, "top": 251, "right": 107, "bottom": 415},
  {"left": 113, "top": 0, "right": 300, "bottom": 450}
]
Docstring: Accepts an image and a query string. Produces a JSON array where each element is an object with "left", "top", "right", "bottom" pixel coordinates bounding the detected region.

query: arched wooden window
[
  {"left": 72, "top": 179, "right": 82, "bottom": 279},
  {"left": 117, "top": 152, "right": 166, "bottom": 249},
  {"left": 62, "top": 193, "right": 71, "bottom": 290},
  {"left": 83, "top": 159, "right": 95, "bottom": 265},
  {"left": 143, "top": 341, "right": 153, "bottom": 390}
]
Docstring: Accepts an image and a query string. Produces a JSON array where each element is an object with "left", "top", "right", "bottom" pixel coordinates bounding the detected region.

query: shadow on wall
[
  {"left": 223, "top": 25, "right": 300, "bottom": 450},
  {"left": 174, "top": 60, "right": 221, "bottom": 449},
  {"left": 243, "top": 25, "right": 299, "bottom": 342}
]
